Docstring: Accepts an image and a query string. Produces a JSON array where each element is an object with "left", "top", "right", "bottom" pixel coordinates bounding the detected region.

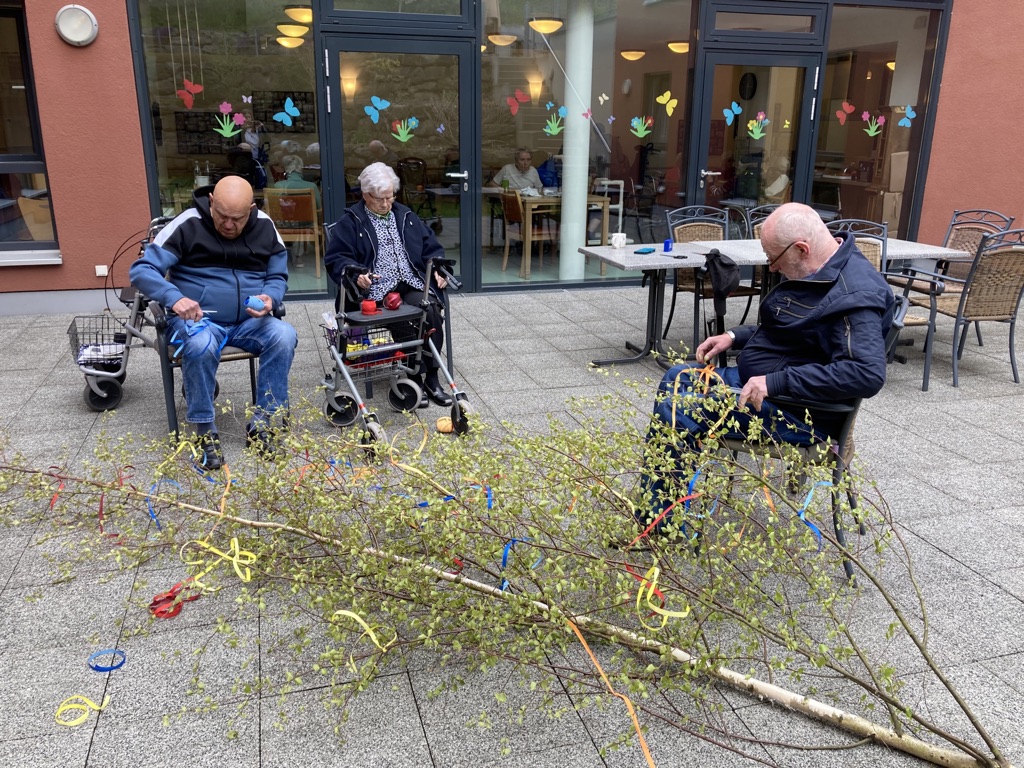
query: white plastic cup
[{"left": 610, "top": 232, "right": 627, "bottom": 249}]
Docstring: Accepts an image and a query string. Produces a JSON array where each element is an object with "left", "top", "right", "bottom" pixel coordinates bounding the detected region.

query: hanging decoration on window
[
  {"left": 747, "top": 112, "right": 770, "bottom": 140},
  {"left": 363, "top": 95, "right": 390, "bottom": 124},
  {"left": 169, "top": 1, "right": 204, "bottom": 110},
  {"left": 506, "top": 89, "right": 529, "bottom": 116},
  {"left": 176, "top": 78, "right": 204, "bottom": 110},
  {"left": 607, "top": 115, "right": 616, "bottom": 125},
  {"left": 273, "top": 97, "right": 302, "bottom": 127},
  {"left": 598, "top": 93, "right": 609, "bottom": 105},
  {"left": 436, "top": 124, "right": 445, "bottom": 134},
  {"left": 212, "top": 101, "right": 245, "bottom": 138},
  {"left": 835, "top": 101, "right": 856, "bottom": 125},
  {"left": 581, "top": 107, "right": 592, "bottom": 119},
  {"left": 629, "top": 115, "right": 653, "bottom": 138},
  {"left": 898, "top": 106, "right": 917, "bottom": 128},
  {"left": 544, "top": 106, "right": 568, "bottom": 136},
  {"left": 723, "top": 101, "right": 742, "bottom": 126},
  {"left": 862, "top": 110, "right": 885, "bottom": 137},
  {"left": 390, "top": 116, "right": 419, "bottom": 143},
  {"left": 656, "top": 90, "right": 677, "bottom": 116}
]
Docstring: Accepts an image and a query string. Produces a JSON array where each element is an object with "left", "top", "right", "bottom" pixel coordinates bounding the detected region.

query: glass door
[
  {"left": 321, "top": 37, "right": 477, "bottom": 287},
  {"left": 690, "top": 52, "right": 820, "bottom": 229}
]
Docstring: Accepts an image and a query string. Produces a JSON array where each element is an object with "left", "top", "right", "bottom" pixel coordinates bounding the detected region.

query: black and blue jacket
[
  {"left": 733, "top": 232, "right": 895, "bottom": 402},
  {"left": 129, "top": 186, "right": 288, "bottom": 325}
]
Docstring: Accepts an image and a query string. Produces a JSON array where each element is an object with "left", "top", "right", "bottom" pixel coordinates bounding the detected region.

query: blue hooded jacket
[
  {"left": 732, "top": 232, "right": 895, "bottom": 403},
  {"left": 129, "top": 186, "right": 289, "bottom": 325}
]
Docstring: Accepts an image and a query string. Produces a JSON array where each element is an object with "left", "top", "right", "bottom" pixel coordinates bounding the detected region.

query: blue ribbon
[
  {"left": 680, "top": 461, "right": 723, "bottom": 539},
  {"left": 795, "top": 481, "right": 830, "bottom": 551},
  {"left": 146, "top": 479, "right": 182, "bottom": 531},
  {"left": 170, "top": 317, "right": 229, "bottom": 360},
  {"left": 87, "top": 649, "right": 126, "bottom": 672},
  {"left": 499, "top": 537, "right": 544, "bottom": 592}
]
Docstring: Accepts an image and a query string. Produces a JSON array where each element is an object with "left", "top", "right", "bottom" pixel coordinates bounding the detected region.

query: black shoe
[
  {"left": 424, "top": 377, "right": 453, "bottom": 407},
  {"left": 246, "top": 424, "right": 281, "bottom": 458},
  {"left": 195, "top": 432, "right": 224, "bottom": 470}
]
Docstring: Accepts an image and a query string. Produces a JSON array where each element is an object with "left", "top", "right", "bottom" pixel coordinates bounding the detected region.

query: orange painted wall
[
  {"left": 6, "top": 0, "right": 150, "bottom": 292},
  {"left": 917, "top": 3, "right": 1024, "bottom": 243}
]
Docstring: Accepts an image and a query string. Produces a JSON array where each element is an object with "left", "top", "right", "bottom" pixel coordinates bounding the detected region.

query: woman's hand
[
  {"left": 356, "top": 272, "right": 379, "bottom": 291},
  {"left": 433, "top": 272, "right": 448, "bottom": 290}
]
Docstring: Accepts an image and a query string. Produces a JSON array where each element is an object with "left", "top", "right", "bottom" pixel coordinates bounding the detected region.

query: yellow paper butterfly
[
  {"left": 656, "top": 90, "right": 678, "bottom": 117},
  {"left": 598, "top": 93, "right": 609, "bottom": 105}
]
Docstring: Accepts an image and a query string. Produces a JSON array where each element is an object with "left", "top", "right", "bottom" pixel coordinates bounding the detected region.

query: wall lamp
[
  {"left": 620, "top": 50, "right": 646, "bottom": 61},
  {"left": 341, "top": 76, "right": 357, "bottom": 101},
  {"left": 667, "top": 41, "right": 690, "bottom": 53},
  {"left": 55, "top": 5, "right": 99, "bottom": 47},
  {"left": 488, "top": 34, "right": 517, "bottom": 46},
  {"left": 283, "top": 4, "right": 313, "bottom": 24},
  {"left": 528, "top": 17, "right": 563, "bottom": 35}
]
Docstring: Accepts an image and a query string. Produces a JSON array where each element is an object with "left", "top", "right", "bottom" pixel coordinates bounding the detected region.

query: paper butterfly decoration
[
  {"left": 363, "top": 95, "right": 390, "bottom": 124},
  {"left": 898, "top": 105, "right": 917, "bottom": 128},
  {"left": 582, "top": 107, "right": 592, "bottom": 119},
  {"left": 656, "top": 90, "right": 678, "bottom": 117},
  {"left": 507, "top": 89, "right": 529, "bottom": 116},
  {"left": 598, "top": 93, "right": 609, "bottom": 105},
  {"left": 607, "top": 115, "right": 616, "bottom": 124},
  {"left": 242, "top": 94, "right": 252, "bottom": 104},
  {"left": 437, "top": 124, "right": 445, "bottom": 134},
  {"left": 545, "top": 101, "right": 554, "bottom": 110},
  {"left": 175, "top": 78, "right": 204, "bottom": 110},
  {"left": 835, "top": 101, "right": 855, "bottom": 125},
  {"left": 273, "top": 97, "right": 301, "bottom": 127},
  {"left": 723, "top": 101, "right": 742, "bottom": 125}
]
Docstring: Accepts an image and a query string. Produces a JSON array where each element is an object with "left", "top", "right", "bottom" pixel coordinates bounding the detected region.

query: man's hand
[
  {"left": 738, "top": 375, "right": 768, "bottom": 411},
  {"left": 246, "top": 294, "right": 272, "bottom": 317},
  {"left": 695, "top": 332, "right": 733, "bottom": 364},
  {"left": 171, "top": 297, "right": 203, "bottom": 322},
  {"left": 356, "top": 272, "right": 379, "bottom": 291}
]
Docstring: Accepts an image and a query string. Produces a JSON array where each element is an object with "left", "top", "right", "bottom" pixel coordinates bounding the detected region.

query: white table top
[
  {"left": 579, "top": 242, "right": 765, "bottom": 271},
  {"left": 884, "top": 238, "right": 971, "bottom": 262}
]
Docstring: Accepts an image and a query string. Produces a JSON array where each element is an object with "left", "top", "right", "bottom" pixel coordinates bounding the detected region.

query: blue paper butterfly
[
  {"left": 437, "top": 124, "right": 445, "bottom": 134},
  {"left": 363, "top": 95, "right": 391, "bottom": 124},
  {"left": 545, "top": 101, "right": 554, "bottom": 110},
  {"left": 273, "top": 97, "right": 301, "bottom": 126},
  {"left": 898, "top": 105, "right": 917, "bottom": 128},
  {"left": 723, "top": 101, "right": 742, "bottom": 126}
]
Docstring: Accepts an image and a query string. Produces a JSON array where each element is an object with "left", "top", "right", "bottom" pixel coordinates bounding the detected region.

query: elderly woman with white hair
[{"left": 324, "top": 161, "right": 452, "bottom": 407}]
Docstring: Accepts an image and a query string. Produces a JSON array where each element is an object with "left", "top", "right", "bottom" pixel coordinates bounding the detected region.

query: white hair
[{"left": 359, "top": 162, "right": 401, "bottom": 197}]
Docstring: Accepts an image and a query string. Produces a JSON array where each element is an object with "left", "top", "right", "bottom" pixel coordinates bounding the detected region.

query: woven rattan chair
[
  {"left": 746, "top": 204, "right": 780, "bottom": 239},
  {"left": 663, "top": 205, "right": 761, "bottom": 344},
  {"left": 894, "top": 228, "right": 1024, "bottom": 389},
  {"left": 826, "top": 219, "right": 888, "bottom": 272}
]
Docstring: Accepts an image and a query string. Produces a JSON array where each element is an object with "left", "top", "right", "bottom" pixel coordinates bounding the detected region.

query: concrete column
[{"left": 558, "top": 0, "right": 595, "bottom": 281}]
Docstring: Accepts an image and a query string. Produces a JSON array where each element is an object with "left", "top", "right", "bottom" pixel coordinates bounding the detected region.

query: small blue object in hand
[{"left": 245, "top": 295, "right": 265, "bottom": 311}]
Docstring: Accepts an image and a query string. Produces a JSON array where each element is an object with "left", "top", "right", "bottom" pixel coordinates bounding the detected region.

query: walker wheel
[
  {"left": 387, "top": 379, "right": 422, "bottom": 412},
  {"left": 451, "top": 399, "right": 474, "bottom": 435},
  {"left": 93, "top": 363, "right": 127, "bottom": 384},
  {"left": 360, "top": 421, "right": 386, "bottom": 456},
  {"left": 84, "top": 379, "right": 123, "bottom": 412},
  {"left": 323, "top": 394, "right": 359, "bottom": 427}
]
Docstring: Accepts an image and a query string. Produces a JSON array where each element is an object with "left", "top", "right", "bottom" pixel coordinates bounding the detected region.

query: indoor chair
[
  {"left": 396, "top": 157, "right": 440, "bottom": 229},
  {"left": 263, "top": 187, "right": 322, "bottom": 279},
  {"left": 721, "top": 294, "right": 910, "bottom": 583},
  {"left": 623, "top": 176, "right": 658, "bottom": 243},
  {"left": 17, "top": 196, "right": 55, "bottom": 240},
  {"left": 500, "top": 189, "right": 557, "bottom": 279}
]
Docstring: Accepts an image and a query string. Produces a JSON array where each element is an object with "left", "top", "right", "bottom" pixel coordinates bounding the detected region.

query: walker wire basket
[{"left": 68, "top": 314, "right": 128, "bottom": 369}]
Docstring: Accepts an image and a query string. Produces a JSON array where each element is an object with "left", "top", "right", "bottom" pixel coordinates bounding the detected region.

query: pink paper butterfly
[
  {"left": 582, "top": 108, "right": 592, "bottom": 119},
  {"left": 506, "top": 89, "right": 529, "bottom": 116},
  {"left": 176, "top": 78, "right": 204, "bottom": 110},
  {"left": 835, "top": 101, "right": 855, "bottom": 125}
]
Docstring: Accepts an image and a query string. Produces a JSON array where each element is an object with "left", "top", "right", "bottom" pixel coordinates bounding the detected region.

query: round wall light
[
  {"left": 487, "top": 34, "right": 518, "bottom": 46},
  {"left": 283, "top": 4, "right": 313, "bottom": 24},
  {"left": 277, "top": 37, "right": 305, "bottom": 48},
  {"left": 667, "top": 41, "right": 690, "bottom": 54},
  {"left": 55, "top": 5, "right": 99, "bottom": 47},
  {"left": 276, "top": 24, "right": 309, "bottom": 37},
  {"left": 620, "top": 50, "right": 646, "bottom": 61}
]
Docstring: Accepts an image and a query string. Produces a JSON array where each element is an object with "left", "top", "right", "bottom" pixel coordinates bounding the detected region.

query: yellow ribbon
[
  {"left": 332, "top": 609, "right": 398, "bottom": 672},
  {"left": 636, "top": 564, "right": 691, "bottom": 631},
  {"left": 55, "top": 694, "right": 109, "bottom": 727},
  {"left": 180, "top": 536, "right": 257, "bottom": 591}
]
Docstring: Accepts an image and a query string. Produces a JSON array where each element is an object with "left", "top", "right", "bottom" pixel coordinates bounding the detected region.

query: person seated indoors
[
  {"left": 639, "top": 203, "right": 895, "bottom": 531},
  {"left": 324, "top": 162, "right": 454, "bottom": 408},
  {"left": 491, "top": 148, "right": 543, "bottom": 193},
  {"left": 129, "top": 176, "right": 297, "bottom": 469},
  {"left": 274, "top": 154, "right": 322, "bottom": 210},
  {"left": 763, "top": 156, "right": 792, "bottom": 203}
]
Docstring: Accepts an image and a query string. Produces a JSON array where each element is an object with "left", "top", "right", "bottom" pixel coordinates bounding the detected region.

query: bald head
[
  {"left": 760, "top": 203, "right": 840, "bottom": 278},
  {"left": 209, "top": 176, "right": 255, "bottom": 240}
]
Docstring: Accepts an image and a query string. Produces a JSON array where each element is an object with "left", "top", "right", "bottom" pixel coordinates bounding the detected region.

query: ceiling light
[
  {"left": 55, "top": 5, "right": 99, "bottom": 47},
  {"left": 488, "top": 34, "right": 517, "bottom": 46},
  {"left": 886, "top": 60, "right": 896, "bottom": 71},
  {"left": 283, "top": 4, "right": 313, "bottom": 24},
  {"left": 277, "top": 36, "right": 305, "bottom": 48},
  {"left": 528, "top": 17, "right": 563, "bottom": 35},
  {"left": 277, "top": 24, "right": 309, "bottom": 37},
  {"left": 667, "top": 41, "right": 690, "bottom": 54},
  {"left": 620, "top": 50, "right": 646, "bottom": 61}
]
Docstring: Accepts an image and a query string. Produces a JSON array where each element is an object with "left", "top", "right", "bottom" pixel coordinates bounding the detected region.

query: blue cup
[{"left": 663, "top": 239, "right": 673, "bottom": 253}]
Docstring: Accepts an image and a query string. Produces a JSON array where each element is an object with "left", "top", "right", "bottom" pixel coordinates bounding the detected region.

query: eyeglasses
[
  {"left": 766, "top": 240, "right": 800, "bottom": 267},
  {"left": 368, "top": 192, "right": 396, "bottom": 203}
]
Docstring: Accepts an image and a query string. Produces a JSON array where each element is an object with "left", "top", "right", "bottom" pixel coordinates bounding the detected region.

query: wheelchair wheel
[
  {"left": 387, "top": 378, "right": 422, "bottom": 413},
  {"left": 323, "top": 394, "right": 359, "bottom": 427},
  {"left": 450, "top": 399, "right": 474, "bottom": 435},
  {"left": 84, "top": 378, "right": 123, "bottom": 412}
]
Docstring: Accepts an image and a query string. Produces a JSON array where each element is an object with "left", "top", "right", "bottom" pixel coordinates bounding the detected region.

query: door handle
[{"left": 445, "top": 171, "right": 469, "bottom": 179}]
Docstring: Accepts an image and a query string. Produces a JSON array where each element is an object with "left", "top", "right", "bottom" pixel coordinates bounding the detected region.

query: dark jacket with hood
[
  {"left": 324, "top": 200, "right": 444, "bottom": 294},
  {"left": 732, "top": 231, "right": 895, "bottom": 404},
  {"left": 129, "top": 186, "right": 288, "bottom": 325}
]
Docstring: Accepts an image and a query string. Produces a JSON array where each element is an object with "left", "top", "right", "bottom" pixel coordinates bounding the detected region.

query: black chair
[
  {"left": 396, "top": 157, "right": 440, "bottom": 231},
  {"left": 623, "top": 176, "right": 658, "bottom": 243},
  {"left": 722, "top": 294, "right": 910, "bottom": 582}
]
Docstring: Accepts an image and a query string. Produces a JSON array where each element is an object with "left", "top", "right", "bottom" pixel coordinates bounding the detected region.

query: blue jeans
[
  {"left": 641, "top": 363, "right": 827, "bottom": 528},
  {"left": 168, "top": 315, "right": 297, "bottom": 427}
]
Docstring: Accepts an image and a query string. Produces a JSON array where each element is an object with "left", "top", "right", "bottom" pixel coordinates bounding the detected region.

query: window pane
[
  {"left": 714, "top": 13, "right": 813, "bottom": 34},
  {"left": 333, "top": 0, "right": 461, "bottom": 14},
  {"left": 815, "top": 6, "right": 939, "bottom": 236},
  {"left": 0, "top": 16, "right": 34, "bottom": 154},
  {"left": 137, "top": 0, "right": 324, "bottom": 290},
  {"left": 0, "top": 173, "right": 53, "bottom": 243}
]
